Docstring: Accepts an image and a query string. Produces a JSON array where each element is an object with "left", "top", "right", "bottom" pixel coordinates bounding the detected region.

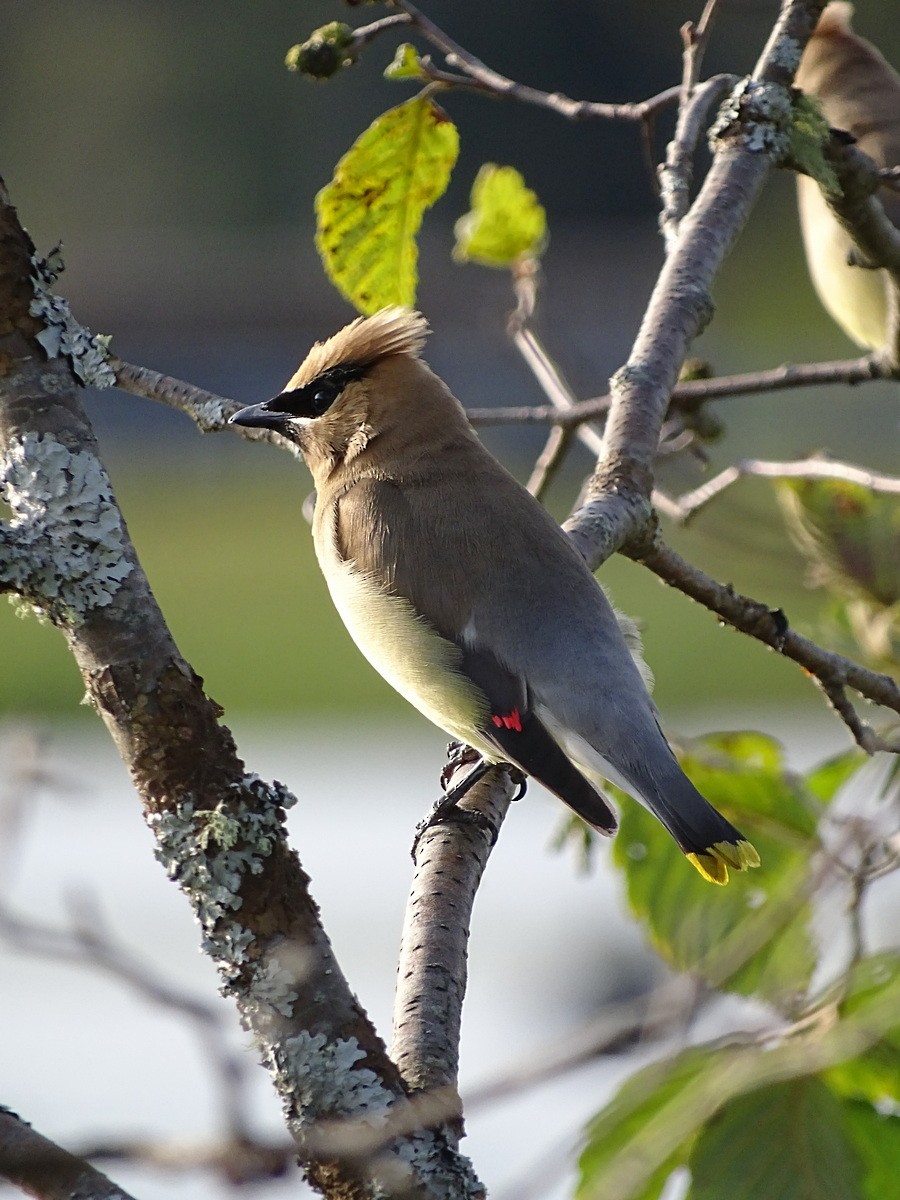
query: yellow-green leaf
[
  {"left": 315, "top": 97, "right": 459, "bottom": 314},
  {"left": 453, "top": 163, "right": 547, "bottom": 268}
]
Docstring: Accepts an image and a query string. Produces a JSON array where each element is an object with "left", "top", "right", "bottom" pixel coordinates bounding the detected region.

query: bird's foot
[
  {"left": 412, "top": 757, "right": 495, "bottom": 858},
  {"left": 441, "top": 740, "right": 481, "bottom": 791}
]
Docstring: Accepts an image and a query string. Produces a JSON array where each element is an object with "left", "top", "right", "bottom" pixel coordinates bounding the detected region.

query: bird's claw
[
  {"left": 507, "top": 766, "right": 528, "bottom": 802},
  {"left": 441, "top": 741, "right": 481, "bottom": 790},
  {"left": 413, "top": 756, "right": 494, "bottom": 858}
]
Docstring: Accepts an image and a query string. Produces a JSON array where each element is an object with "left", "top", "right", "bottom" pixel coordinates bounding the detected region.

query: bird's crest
[{"left": 285, "top": 307, "right": 430, "bottom": 391}]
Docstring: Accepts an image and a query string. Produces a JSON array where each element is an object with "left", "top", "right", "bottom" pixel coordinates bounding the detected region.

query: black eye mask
[
  {"left": 229, "top": 363, "right": 365, "bottom": 432},
  {"left": 270, "top": 364, "right": 366, "bottom": 419}
]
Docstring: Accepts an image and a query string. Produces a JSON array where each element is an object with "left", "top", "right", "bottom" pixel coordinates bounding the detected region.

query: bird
[
  {"left": 230, "top": 307, "right": 760, "bottom": 884},
  {"left": 795, "top": 2, "right": 900, "bottom": 350}
]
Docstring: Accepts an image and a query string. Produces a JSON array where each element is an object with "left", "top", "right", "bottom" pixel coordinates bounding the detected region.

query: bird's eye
[{"left": 310, "top": 380, "right": 340, "bottom": 415}]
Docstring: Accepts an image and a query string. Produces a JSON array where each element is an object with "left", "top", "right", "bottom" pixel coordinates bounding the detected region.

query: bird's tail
[{"left": 633, "top": 762, "right": 760, "bottom": 885}]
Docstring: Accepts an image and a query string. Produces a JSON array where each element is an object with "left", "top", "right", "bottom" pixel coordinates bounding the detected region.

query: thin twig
[
  {"left": 669, "top": 456, "right": 900, "bottom": 523},
  {"left": 464, "top": 978, "right": 704, "bottom": 1112},
  {"left": 659, "top": 74, "right": 738, "bottom": 250},
  {"left": 526, "top": 424, "right": 573, "bottom": 499},
  {"left": 508, "top": 320, "right": 692, "bottom": 514},
  {"left": 465, "top": 354, "right": 887, "bottom": 428},
  {"left": 109, "top": 358, "right": 299, "bottom": 455},
  {"left": 681, "top": 0, "right": 724, "bottom": 100},
  {"left": 387, "top": 0, "right": 680, "bottom": 123},
  {"left": 563, "top": 0, "right": 831, "bottom": 570},
  {"left": 636, "top": 541, "right": 900, "bottom": 753},
  {"left": 72, "top": 1135, "right": 293, "bottom": 1186}
]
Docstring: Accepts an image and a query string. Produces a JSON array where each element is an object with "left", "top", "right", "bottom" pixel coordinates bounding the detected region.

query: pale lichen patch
[
  {"left": 273, "top": 1032, "right": 392, "bottom": 1126},
  {"left": 709, "top": 78, "right": 794, "bottom": 156},
  {"left": 0, "top": 432, "right": 133, "bottom": 622},
  {"left": 148, "top": 777, "right": 298, "bottom": 988},
  {"left": 28, "top": 253, "right": 116, "bottom": 390},
  {"left": 192, "top": 399, "right": 229, "bottom": 432},
  {"left": 29, "top": 254, "right": 115, "bottom": 389},
  {"left": 771, "top": 35, "right": 802, "bottom": 74}
]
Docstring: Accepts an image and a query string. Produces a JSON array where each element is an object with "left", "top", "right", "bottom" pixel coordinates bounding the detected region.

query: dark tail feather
[
  {"left": 484, "top": 710, "right": 618, "bottom": 835},
  {"left": 632, "top": 761, "right": 760, "bottom": 885}
]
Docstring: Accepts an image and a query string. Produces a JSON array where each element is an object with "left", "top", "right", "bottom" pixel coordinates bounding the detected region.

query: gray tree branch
[
  {"left": 0, "top": 1107, "right": 138, "bottom": 1200},
  {"left": 564, "top": 0, "right": 830, "bottom": 570}
]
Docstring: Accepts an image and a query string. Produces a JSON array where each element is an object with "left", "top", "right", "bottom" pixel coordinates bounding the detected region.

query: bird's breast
[{"left": 314, "top": 514, "right": 489, "bottom": 746}]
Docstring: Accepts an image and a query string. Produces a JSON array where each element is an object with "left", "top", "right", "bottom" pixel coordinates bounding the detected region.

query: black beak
[{"left": 229, "top": 401, "right": 292, "bottom": 432}]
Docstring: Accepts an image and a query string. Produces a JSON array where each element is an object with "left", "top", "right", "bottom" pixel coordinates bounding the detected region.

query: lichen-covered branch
[
  {"left": 636, "top": 541, "right": 900, "bottom": 753},
  {"left": 0, "top": 183, "right": 481, "bottom": 1200},
  {"left": 564, "top": 0, "right": 829, "bottom": 570},
  {"left": 0, "top": 1106, "right": 138, "bottom": 1200}
]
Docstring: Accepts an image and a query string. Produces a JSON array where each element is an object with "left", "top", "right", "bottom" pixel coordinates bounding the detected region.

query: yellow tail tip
[{"left": 686, "top": 840, "right": 761, "bottom": 885}]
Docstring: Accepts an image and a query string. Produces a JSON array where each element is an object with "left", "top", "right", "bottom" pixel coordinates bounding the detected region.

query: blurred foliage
[
  {"left": 776, "top": 477, "right": 900, "bottom": 669},
  {"left": 578, "top": 733, "right": 900, "bottom": 1200}
]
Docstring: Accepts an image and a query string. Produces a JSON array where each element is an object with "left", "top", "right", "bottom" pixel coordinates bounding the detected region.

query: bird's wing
[{"left": 330, "top": 476, "right": 618, "bottom": 834}]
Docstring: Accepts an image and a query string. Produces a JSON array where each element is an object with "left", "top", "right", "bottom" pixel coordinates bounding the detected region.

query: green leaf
[
  {"left": 788, "top": 92, "right": 841, "bottom": 196},
  {"left": 805, "top": 746, "right": 868, "bottom": 805},
  {"left": 577, "top": 958, "right": 900, "bottom": 1200},
  {"left": 577, "top": 1047, "right": 711, "bottom": 1200},
  {"left": 687, "top": 1079, "right": 864, "bottom": 1200},
  {"left": 827, "top": 1046, "right": 900, "bottom": 1109},
  {"left": 826, "top": 953, "right": 900, "bottom": 1107},
  {"left": 315, "top": 98, "right": 459, "bottom": 314},
  {"left": 613, "top": 733, "right": 820, "bottom": 1004},
  {"left": 384, "top": 42, "right": 424, "bottom": 81},
  {"left": 842, "top": 1100, "right": 900, "bottom": 1200},
  {"left": 453, "top": 163, "right": 547, "bottom": 268}
]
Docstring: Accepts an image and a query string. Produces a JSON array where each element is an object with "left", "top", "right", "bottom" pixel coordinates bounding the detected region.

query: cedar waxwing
[
  {"left": 795, "top": 3, "right": 900, "bottom": 350},
  {"left": 230, "top": 308, "right": 759, "bottom": 884}
]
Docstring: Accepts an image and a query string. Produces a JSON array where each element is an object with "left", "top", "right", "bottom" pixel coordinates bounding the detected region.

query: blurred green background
[{"left": 2, "top": 1, "right": 898, "bottom": 727}]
